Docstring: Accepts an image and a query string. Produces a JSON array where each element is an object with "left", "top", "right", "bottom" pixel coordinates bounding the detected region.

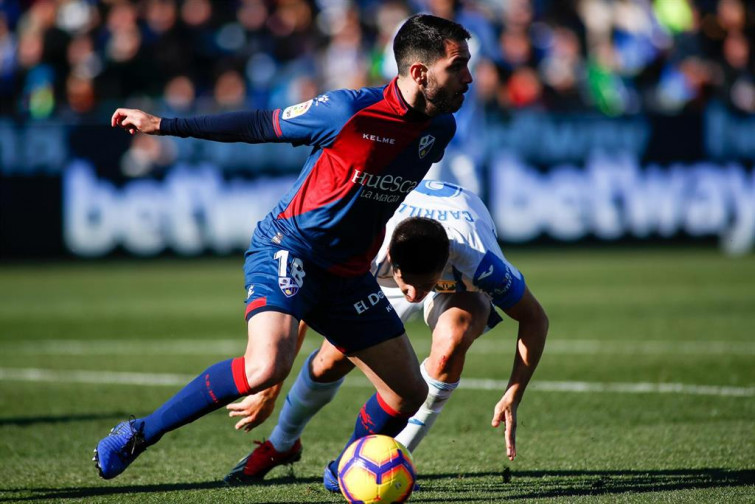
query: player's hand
[
  {"left": 491, "top": 391, "right": 519, "bottom": 461},
  {"left": 111, "top": 108, "right": 162, "bottom": 135},
  {"left": 226, "top": 385, "right": 282, "bottom": 432}
]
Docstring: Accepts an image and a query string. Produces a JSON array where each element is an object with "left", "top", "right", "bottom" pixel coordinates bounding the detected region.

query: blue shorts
[{"left": 242, "top": 243, "right": 405, "bottom": 354}]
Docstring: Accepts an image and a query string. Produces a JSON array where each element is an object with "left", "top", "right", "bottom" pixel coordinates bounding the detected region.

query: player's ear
[
  {"left": 409, "top": 62, "right": 427, "bottom": 86},
  {"left": 391, "top": 265, "right": 404, "bottom": 282}
]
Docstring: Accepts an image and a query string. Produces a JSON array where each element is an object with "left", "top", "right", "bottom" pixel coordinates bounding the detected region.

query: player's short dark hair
[
  {"left": 389, "top": 217, "right": 450, "bottom": 275},
  {"left": 393, "top": 14, "right": 471, "bottom": 76}
]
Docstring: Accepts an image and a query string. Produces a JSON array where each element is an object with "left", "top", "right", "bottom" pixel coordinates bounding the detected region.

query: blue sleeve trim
[
  {"left": 472, "top": 251, "right": 526, "bottom": 310},
  {"left": 160, "top": 110, "right": 278, "bottom": 143}
]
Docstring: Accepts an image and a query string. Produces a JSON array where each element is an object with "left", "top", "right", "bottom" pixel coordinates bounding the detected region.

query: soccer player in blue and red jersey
[
  {"left": 223, "top": 182, "right": 549, "bottom": 490},
  {"left": 93, "top": 14, "right": 473, "bottom": 485}
]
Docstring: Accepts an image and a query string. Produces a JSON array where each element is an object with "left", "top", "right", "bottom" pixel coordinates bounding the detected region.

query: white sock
[
  {"left": 395, "top": 359, "right": 459, "bottom": 452},
  {"left": 269, "top": 350, "right": 344, "bottom": 452}
]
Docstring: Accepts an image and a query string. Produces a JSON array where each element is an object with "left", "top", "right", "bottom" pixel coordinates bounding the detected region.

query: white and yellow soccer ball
[{"left": 337, "top": 434, "right": 416, "bottom": 504}]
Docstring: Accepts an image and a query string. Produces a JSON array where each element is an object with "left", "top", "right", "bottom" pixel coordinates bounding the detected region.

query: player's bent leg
[
  {"left": 396, "top": 292, "right": 490, "bottom": 452},
  {"left": 226, "top": 340, "right": 355, "bottom": 485},
  {"left": 322, "top": 333, "right": 427, "bottom": 491},
  {"left": 270, "top": 339, "right": 354, "bottom": 452},
  {"left": 242, "top": 311, "right": 301, "bottom": 393},
  {"left": 349, "top": 332, "right": 427, "bottom": 415},
  {"left": 424, "top": 292, "right": 491, "bottom": 383},
  {"left": 394, "top": 359, "right": 459, "bottom": 453},
  {"left": 270, "top": 339, "right": 354, "bottom": 451},
  {"left": 94, "top": 311, "right": 300, "bottom": 480}
]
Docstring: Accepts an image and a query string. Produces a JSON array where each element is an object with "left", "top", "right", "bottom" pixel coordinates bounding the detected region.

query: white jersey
[{"left": 371, "top": 180, "right": 525, "bottom": 316}]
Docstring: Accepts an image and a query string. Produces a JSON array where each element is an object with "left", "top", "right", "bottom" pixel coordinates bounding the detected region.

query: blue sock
[
  {"left": 332, "top": 393, "right": 409, "bottom": 469},
  {"left": 136, "top": 357, "right": 251, "bottom": 444}
]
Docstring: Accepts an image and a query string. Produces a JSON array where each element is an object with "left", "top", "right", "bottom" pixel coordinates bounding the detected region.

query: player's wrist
[
  {"left": 503, "top": 383, "right": 524, "bottom": 403},
  {"left": 262, "top": 383, "right": 283, "bottom": 399}
]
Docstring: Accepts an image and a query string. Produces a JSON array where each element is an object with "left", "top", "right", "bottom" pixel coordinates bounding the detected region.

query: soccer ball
[{"left": 337, "top": 434, "right": 416, "bottom": 504}]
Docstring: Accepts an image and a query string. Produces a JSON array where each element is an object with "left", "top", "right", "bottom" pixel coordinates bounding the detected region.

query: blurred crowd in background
[{"left": 2, "top": 0, "right": 754, "bottom": 123}]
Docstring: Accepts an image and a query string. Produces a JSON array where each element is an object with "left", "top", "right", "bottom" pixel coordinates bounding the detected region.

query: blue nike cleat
[
  {"left": 93, "top": 418, "right": 148, "bottom": 479},
  {"left": 323, "top": 460, "right": 340, "bottom": 492}
]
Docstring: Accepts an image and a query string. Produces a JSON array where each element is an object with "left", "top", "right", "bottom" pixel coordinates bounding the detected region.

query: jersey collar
[{"left": 384, "top": 77, "right": 430, "bottom": 122}]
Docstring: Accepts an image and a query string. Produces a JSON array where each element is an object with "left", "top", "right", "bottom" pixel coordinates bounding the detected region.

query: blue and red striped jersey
[{"left": 253, "top": 78, "right": 456, "bottom": 276}]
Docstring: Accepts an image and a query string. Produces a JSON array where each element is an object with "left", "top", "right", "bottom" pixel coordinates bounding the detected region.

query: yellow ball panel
[
  {"left": 340, "top": 464, "right": 380, "bottom": 502},
  {"left": 340, "top": 440, "right": 359, "bottom": 466},
  {"left": 358, "top": 435, "right": 402, "bottom": 466}
]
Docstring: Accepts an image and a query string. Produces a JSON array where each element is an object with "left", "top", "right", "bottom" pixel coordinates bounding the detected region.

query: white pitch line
[
  {"left": 468, "top": 339, "right": 755, "bottom": 356},
  {"left": 461, "top": 378, "right": 755, "bottom": 397},
  {"left": 1, "top": 339, "right": 754, "bottom": 356},
  {"left": 0, "top": 367, "right": 752, "bottom": 397},
  {"left": 0, "top": 367, "right": 193, "bottom": 387}
]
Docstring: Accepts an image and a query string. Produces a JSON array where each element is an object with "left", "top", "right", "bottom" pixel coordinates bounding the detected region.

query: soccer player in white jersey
[{"left": 224, "top": 180, "right": 549, "bottom": 487}]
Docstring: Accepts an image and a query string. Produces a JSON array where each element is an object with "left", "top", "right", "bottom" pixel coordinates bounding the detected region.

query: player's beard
[{"left": 424, "top": 73, "right": 465, "bottom": 115}]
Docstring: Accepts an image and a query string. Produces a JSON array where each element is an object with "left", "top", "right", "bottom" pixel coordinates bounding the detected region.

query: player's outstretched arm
[
  {"left": 112, "top": 107, "right": 281, "bottom": 144},
  {"left": 226, "top": 321, "right": 311, "bottom": 432},
  {"left": 111, "top": 108, "right": 162, "bottom": 135},
  {"left": 493, "top": 287, "right": 548, "bottom": 460}
]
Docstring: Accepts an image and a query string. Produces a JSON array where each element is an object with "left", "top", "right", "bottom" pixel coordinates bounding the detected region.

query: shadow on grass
[
  {"left": 1, "top": 468, "right": 752, "bottom": 502},
  {"left": 0, "top": 477, "right": 331, "bottom": 503},
  {"left": 0, "top": 413, "right": 131, "bottom": 427},
  {"left": 413, "top": 468, "right": 755, "bottom": 502}
]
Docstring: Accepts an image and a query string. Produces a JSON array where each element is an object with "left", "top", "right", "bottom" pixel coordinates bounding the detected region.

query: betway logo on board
[
  {"left": 490, "top": 152, "right": 755, "bottom": 255},
  {"left": 350, "top": 170, "right": 418, "bottom": 193},
  {"left": 63, "top": 161, "right": 295, "bottom": 257}
]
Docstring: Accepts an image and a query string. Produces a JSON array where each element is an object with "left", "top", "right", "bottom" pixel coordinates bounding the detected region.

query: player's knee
[
  {"left": 377, "top": 371, "right": 427, "bottom": 416},
  {"left": 426, "top": 321, "right": 483, "bottom": 380},
  {"left": 244, "top": 357, "right": 293, "bottom": 391},
  {"left": 432, "top": 324, "right": 478, "bottom": 363},
  {"left": 437, "top": 330, "right": 474, "bottom": 357},
  {"left": 383, "top": 375, "right": 428, "bottom": 415}
]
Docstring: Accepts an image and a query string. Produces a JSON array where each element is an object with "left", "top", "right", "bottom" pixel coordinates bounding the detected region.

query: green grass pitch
[{"left": 0, "top": 248, "right": 753, "bottom": 503}]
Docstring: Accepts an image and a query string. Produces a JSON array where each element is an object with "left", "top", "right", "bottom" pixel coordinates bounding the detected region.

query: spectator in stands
[{"left": 1, "top": 0, "right": 752, "bottom": 122}]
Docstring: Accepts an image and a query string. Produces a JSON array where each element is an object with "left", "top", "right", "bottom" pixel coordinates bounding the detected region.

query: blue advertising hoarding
[{"left": 1, "top": 102, "right": 753, "bottom": 257}]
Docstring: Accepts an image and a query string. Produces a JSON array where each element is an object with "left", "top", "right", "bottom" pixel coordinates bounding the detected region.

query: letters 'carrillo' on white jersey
[{"left": 371, "top": 180, "right": 526, "bottom": 310}]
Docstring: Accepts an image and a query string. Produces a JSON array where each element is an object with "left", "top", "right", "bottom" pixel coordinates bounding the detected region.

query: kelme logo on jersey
[{"left": 418, "top": 134, "right": 435, "bottom": 159}]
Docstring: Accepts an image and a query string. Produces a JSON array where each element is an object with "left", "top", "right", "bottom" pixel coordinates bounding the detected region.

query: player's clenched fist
[{"left": 111, "top": 108, "right": 162, "bottom": 135}]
